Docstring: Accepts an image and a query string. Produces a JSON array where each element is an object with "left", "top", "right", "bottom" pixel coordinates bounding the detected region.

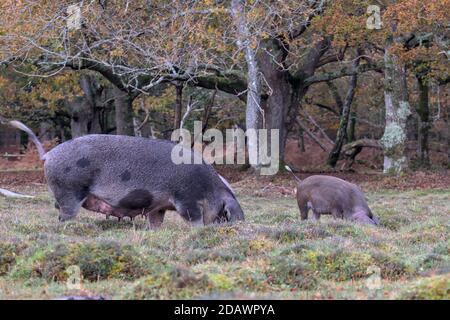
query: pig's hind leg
[{"left": 296, "top": 198, "right": 310, "bottom": 221}]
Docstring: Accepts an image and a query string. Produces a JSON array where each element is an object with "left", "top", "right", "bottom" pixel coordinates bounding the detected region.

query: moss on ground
[
  {"left": 399, "top": 275, "right": 450, "bottom": 299},
  {"left": 10, "top": 242, "right": 152, "bottom": 281}
]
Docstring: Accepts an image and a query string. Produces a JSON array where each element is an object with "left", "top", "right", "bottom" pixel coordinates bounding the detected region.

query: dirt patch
[
  {"left": 0, "top": 170, "right": 45, "bottom": 188},
  {"left": 0, "top": 140, "right": 54, "bottom": 171},
  {"left": 217, "top": 169, "right": 450, "bottom": 197}
]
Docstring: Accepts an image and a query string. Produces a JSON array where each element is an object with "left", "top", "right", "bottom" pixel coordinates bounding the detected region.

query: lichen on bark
[{"left": 380, "top": 122, "right": 406, "bottom": 152}]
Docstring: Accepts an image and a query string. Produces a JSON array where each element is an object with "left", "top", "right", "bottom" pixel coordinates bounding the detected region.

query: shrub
[{"left": 11, "top": 241, "right": 150, "bottom": 281}]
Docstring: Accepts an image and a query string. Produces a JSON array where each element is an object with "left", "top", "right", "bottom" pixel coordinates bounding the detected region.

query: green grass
[{"left": 0, "top": 186, "right": 448, "bottom": 299}]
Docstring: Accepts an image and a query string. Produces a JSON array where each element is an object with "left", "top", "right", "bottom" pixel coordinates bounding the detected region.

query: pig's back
[
  {"left": 44, "top": 135, "right": 222, "bottom": 203},
  {"left": 298, "top": 175, "right": 366, "bottom": 205}
]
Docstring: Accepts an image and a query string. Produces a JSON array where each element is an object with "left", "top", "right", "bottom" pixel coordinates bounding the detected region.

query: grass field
[{"left": 0, "top": 184, "right": 448, "bottom": 299}]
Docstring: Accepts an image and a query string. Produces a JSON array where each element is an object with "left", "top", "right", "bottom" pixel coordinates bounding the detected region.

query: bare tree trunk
[
  {"left": 231, "top": 0, "right": 263, "bottom": 170},
  {"left": 113, "top": 86, "right": 134, "bottom": 136},
  {"left": 327, "top": 54, "right": 360, "bottom": 168},
  {"left": 347, "top": 111, "right": 356, "bottom": 143},
  {"left": 415, "top": 75, "right": 431, "bottom": 167},
  {"left": 298, "top": 127, "right": 305, "bottom": 152},
  {"left": 202, "top": 90, "right": 216, "bottom": 133},
  {"left": 447, "top": 114, "right": 450, "bottom": 167},
  {"left": 174, "top": 83, "right": 183, "bottom": 130},
  {"left": 380, "top": 39, "right": 411, "bottom": 174}
]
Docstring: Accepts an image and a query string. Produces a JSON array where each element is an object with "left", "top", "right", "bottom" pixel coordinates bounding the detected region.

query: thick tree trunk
[
  {"left": 380, "top": 43, "right": 411, "bottom": 174},
  {"left": 416, "top": 76, "right": 431, "bottom": 167},
  {"left": 327, "top": 55, "right": 360, "bottom": 168},
  {"left": 257, "top": 40, "right": 292, "bottom": 168},
  {"left": 39, "top": 122, "right": 55, "bottom": 141},
  {"left": 444, "top": 92, "right": 450, "bottom": 167},
  {"left": 69, "top": 96, "right": 94, "bottom": 138},
  {"left": 68, "top": 74, "right": 106, "bottom": 138},
  {"left": 113, "top": 86, "right": 135, "bottom": 136},
  {"left": 79, "top": 74, "right": 103, "bottom": 134}
]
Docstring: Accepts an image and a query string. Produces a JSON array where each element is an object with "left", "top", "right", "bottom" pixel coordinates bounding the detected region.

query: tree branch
[
  {"left": 316, "top": 44, "right": 348, "bottom": 68},
  {"left": 296, "top": 117, "right": 330, "bottom": 152},
  {"left": 65, "top": 58, "right": 248, "bottom": 100},
  {"left": 303, "top": 61, "right": 383, "bottom": 86},
  {"left": 312, "top": 103, "right": 340, "bottom": 116}
]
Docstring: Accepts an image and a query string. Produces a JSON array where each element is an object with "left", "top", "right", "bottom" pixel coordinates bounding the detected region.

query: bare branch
[{"left": 304, "top": 61, "right": 383, "bottom": 86}]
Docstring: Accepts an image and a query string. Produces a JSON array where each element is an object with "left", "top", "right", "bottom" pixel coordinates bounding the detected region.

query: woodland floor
[{"left": 0, "top": 168, "right": 448, "bottom": 300}]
